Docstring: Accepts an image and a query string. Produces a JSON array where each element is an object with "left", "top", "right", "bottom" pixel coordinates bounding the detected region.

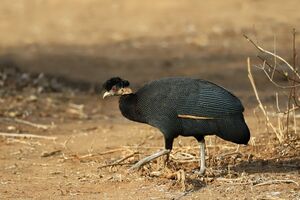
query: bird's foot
[
  {"left": 128, "top": 149, "right": 171, "bottom": 171},
  {"left": 128, "top": 161, "right": 142, "bottom": 171},
  {"left": 193, "top": 167, "right": 206, "bottom": 176}
]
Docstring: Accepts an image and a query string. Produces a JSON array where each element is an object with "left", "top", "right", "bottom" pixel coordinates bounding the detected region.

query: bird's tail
[{"left": 216, "top": 115, "right": 250, "bottom": 145}]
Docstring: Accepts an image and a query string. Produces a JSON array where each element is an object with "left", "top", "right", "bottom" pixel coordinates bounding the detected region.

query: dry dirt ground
[
  {"left": 0, "top": 74, "right": 299, "bottom": 200},
  {"left": 0, "top": 0, "right": 300, "bottom": 199}
]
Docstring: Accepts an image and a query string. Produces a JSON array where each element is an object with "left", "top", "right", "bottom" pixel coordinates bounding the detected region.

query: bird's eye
[{"left": 111, "top": 86, "right": 117, "bottom": 92}]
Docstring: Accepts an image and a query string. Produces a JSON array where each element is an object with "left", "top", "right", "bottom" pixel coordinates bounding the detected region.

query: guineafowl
[{"left": 103, "top": 77, "right": 250, "bottom": 175}]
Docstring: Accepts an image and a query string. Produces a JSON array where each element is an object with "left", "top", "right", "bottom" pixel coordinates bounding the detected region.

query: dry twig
[
  {"left": 99, "top": 152, "right": 138, "bottom": 169},
  {"left": 41, "top": 150, "right": 62, "bottom": 157},
  {"left": 244, "top": 34, "right": 300, "bottom": 79},
  {"left": 1, "top": 117, "right": 54, "bottom": 130},
  {"left": 98, "top": 148, "right": 131, "bottom": 155},
  {"left": 247, "top": 57, "right": 285, "bottom": 142},
  {"left": 254, "top": 179, "right": 299, "bottom": 187},
  {"left": 217, "top": 178, "right": 299, "bottom": 187},
  {"left": 245, "top": 32, "right": 300, "bottom": 140},
  {"left": 0, "top": 132, "right": 57, "bottom": 140}
]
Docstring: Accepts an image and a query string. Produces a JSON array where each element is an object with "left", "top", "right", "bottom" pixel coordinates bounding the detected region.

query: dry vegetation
[
  {"left": 0, "top": 60, "right": 299, "bottom": 199},
  {"left": 246, "top": 32, "right": 300, "bottom": 143},
  {"left": 0, "top": 0, "right": 300, "bottom": 199}
]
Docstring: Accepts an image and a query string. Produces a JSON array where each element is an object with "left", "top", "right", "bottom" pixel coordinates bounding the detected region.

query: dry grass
[
  {"left": 245, "top": 33, "right": 300, "bottom": 143},
  {"left": 0, "top": 51, "right": 299, "bottom": 199}
]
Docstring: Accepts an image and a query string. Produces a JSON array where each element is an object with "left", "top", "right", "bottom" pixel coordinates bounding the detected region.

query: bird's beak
[{"left": 103, "top": 91, "right": 113, "bottom": 99}]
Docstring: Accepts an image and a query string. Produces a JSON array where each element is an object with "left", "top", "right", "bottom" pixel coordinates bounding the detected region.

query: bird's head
[{"left": 102, "top": 77, "right": 132, "bottom": 99}]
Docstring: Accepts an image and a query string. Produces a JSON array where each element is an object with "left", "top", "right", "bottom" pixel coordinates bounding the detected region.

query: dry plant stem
[
  {"left": 129, "top": 149, "right": 171, "bottom": 170},
  {"left": 257, "top": 56, "right": 300, "bottom": 84},
  {"left": 291, "top": 29, "right": 299, "bottom": 107},
  {"left": 287, "top": 29, "right": 299, "bottom": 133},
  {"left": 256, "top": 64, "right": 300, "bottom": 89},
  {"left": 283, "top": 106, "right": 300, "bottom": 115},
  {"left": 14, "top": 118, "right": 53, "bottom": 130},
  {"left": 98, "top": 148, "right": 130, "bottom": 155},
  {"left": 293, "top": 104, "right": 297, "bottom": 135},
  {"left": 244, "top": 34, "right": 300, "bottom": 79},
  {"left": 2, "top": 117, "right": 54, "bottom": 130},
  {"left": 171, "top": 152, "right": 196, "bottom": 160},
  {"left": 6, "top": 138, "right": 41, "bottom": 145},
  {"left": 0, "top": 132, "right": 57, "bottom": 140},
  {"left": 216, "top": 177, "right": 244, "bottom": 182},
  {"left": 78, "top": 148, "right": 132, "bottom": 159},
  {"left": 99, "top": 152, "right": 138, "bottom": 169},
  {"left": 41, "top": 150, "right": 62, "bottom": 157},
  {"left": 287, "top": 87, "right": 293, "bottom": 135},
  {"left": 217, "top": 152, "right": 242, "bottom": 159},
  {"left": 171, "top": 159, "right": 199, "bottom": 163},
  {"left": 275, "top": 93, "right": 281, "bottom": 112},
  {"left": 268, "top": 110, "right": 300, "bottom": 117},
  {"left": 62, "top": 136, "right": 73, "bottom": 152},
  {"left": 254, "top": 59, "right": 300, "bottom": 88},
  {"left": 217, "top": 178, "right": 299, "bottom": 187},
  {"left": 254, "top": 179, "right": 299, "bottom": 187},
  {"left": 247, "top": 57, "right": 284, "bottom": 142},
  {"left": 123, "top": 144, "right": 236, "bottom": 150},
  {"left": 177, "top": 169, "right": 186, "bottom": 191}
]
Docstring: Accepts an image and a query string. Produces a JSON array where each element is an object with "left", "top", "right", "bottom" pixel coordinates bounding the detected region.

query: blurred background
[{"left": 0, "top": 0, "right": 299, "bottom": 96}]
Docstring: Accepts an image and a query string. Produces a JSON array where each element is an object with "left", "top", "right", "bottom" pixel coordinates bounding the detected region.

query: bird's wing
[{"left": 177, "top": 81, "right": 244, "bottom": 118}]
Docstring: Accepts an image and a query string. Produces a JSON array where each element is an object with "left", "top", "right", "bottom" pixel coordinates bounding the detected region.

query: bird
[{"left": 102, "top": 77, "right": 250, "bottom": 175}]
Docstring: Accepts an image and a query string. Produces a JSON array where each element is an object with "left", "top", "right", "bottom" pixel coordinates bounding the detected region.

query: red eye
[{"left": 111, "top": 86, "right": 117, "bottom": 92}]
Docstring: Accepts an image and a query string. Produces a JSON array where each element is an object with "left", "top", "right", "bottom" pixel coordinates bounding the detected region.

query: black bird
[{"left": 103, "top": 77, "right": 250, "bottom": 174}]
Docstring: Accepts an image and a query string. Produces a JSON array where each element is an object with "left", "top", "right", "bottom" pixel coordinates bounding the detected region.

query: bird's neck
[
  {"left": 121, "top": 87, "right": 133, "bottom": 95},
  {"left": 119, "top": 93, "right": 146, "bottom": 123}
]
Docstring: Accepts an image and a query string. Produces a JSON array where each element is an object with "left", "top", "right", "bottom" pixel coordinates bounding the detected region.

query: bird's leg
[
  {"left": 195, "top": 139, "right": 206, "bottom": 175},
  {"left": 129, "top": 137, "right": 173, "bottom": 171},
  {"left": 164, "top": 151, "right": 170, "bottom": 167},
  {"left": 129, "top": 149, "right": 171, "bottom": 171},
  {"left": 199, "top": 139, "right": 206, "bottom": 175},
  {"left": 163, "top": 137, "right": 173, "bottom": 167}
]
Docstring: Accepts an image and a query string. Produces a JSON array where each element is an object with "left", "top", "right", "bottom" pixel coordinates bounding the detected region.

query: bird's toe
[{"left": 193, "top": 168, "right": 206, "bottom": 176}]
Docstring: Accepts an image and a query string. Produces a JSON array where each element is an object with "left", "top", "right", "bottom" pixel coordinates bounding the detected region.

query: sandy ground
[
  {"left": 0, "top": 89, "right": 299, "bottom": 200},
  {"left": 0, "top": 0, "right": 300, "bottom": 199}
]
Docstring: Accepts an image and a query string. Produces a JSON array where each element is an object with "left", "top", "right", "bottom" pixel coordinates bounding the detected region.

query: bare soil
[{"left": 0, "top": 0, "right": 300, "bottom": 199}]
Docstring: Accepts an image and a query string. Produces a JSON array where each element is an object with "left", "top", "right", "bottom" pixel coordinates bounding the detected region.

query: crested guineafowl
[{"left": 102, "top": 77, "right": 250, "bottom": 175}]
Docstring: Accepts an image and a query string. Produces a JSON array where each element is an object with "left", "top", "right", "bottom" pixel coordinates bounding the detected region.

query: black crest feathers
[{"left": 103, "top": 77, "right": 130, "bottom": 91}]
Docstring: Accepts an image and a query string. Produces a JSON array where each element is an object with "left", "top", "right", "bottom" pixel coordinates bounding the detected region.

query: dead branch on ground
[
  {"left": 0, "top": 132, "right": 57, "bottom": 140},
  {"left": 217, "top": 177, "right": 299, "bottom": 187},
  {"left": 98, "top": 152, "right": 138, "bottom": 169},
  {"left": 1, "top": 117, "right": 55, "bottom": 130},
  {"left": 253, "top": 179, "right": 299, "bottom": 187}
]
